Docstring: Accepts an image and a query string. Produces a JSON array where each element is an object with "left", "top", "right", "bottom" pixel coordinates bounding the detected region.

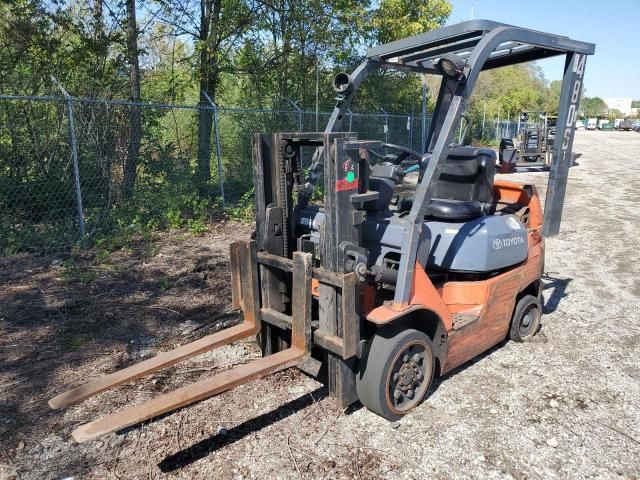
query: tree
[
  {"left": 607, "top": 108, "right": 623, "bottom": 120},
  {"left": 369, "top": 0, "right": 451, "bottom": 44},
  {"left": 465, "top": 63, "right": 548, "bottom": 129},
  {"left": 542, "top": 80, "right": 562, "bottom": 115},
  {"left": 124, "top": 0, "right": 142, "bottom": 199},
  {"left": 154, "top": 0, "right": 256, "bottom": 191},
  {"left": 580, "top": 96, "right": 608, "bottom": 118}
]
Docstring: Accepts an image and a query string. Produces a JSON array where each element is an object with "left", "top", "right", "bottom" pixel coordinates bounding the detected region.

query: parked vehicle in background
[
  {"left": 618, "top": 120, "right": 634, "bottom": 131},
  {"left": 614, "top": 119, "right": 623, "bottom": 129},
  {"left": 597, "top": 119, "right": 611, "bottom": 130},
  {"left": 586, "top": 118, "right": 597, "bottom": 130}
]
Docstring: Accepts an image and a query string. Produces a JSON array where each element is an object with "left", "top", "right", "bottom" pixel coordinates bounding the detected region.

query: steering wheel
[
  {"left": 367, "top": 143, "right": 432, "bottom": 175},
  {"left": 367, "top": 143, "right": 422, "bottom": 163}
]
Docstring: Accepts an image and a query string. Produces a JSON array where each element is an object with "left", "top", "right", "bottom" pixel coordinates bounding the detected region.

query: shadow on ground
[
  {"left": 158, "top": 386, "right": 328, "bottom": 472},
  {"left": 0, "top": 226, "right": 249, "bottom": 479}
]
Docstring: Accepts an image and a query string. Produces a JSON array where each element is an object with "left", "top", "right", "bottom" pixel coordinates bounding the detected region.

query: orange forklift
[{"left": 49, "top": 20, "right": 595, "bottom": 441}]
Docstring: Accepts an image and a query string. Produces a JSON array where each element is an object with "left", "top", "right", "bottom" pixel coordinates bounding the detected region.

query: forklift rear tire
[
  {"left": 356, "top": 328, "right": 434, "bottom": 421},
  {"left": 509, "top": 294, "right": 541, "bottom": 342}
]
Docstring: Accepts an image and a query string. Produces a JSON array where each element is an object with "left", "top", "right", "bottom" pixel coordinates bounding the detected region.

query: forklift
[
  {"left": 49, "top": 20, "right": 595, "bottom": 442},
  {"left": 499, "top": 111, "right": 557, "bottom": 172}
]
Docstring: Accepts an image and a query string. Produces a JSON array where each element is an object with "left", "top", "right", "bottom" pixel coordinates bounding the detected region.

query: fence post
[
  {"left": 421, "top": 77, "right": 428, "bottom": 152},
  {"left": 52, "top": 77, "right": 85, "bottom": 240},
  {"left": 407, "top": 114, "right": 412, "bottom": 149},
  {"left": 380, "top": 107, "right": 389, "bottom": 144},
  {"left": 482, "top": 102, "right": 487, "bottom": 139},
  {"left": 288, "top": 98, "right": 303, "bottom": 132},
  {"left": 203, "top": 91, "right": 226, "bottom": 208}
]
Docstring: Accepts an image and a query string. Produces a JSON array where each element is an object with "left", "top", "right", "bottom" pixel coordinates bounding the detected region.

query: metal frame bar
[{"left": 543, "top": 52, "right": 587, "bottom": 236}]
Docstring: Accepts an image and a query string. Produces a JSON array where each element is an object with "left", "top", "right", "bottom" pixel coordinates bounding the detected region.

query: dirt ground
[{"left": 1, "top": 130, "right": 639, "bottom": 480}]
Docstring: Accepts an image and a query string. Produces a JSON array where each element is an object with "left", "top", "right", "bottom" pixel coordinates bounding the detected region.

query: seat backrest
[{"left": 433, "top": 146, "right": 496, "bottom": 204}]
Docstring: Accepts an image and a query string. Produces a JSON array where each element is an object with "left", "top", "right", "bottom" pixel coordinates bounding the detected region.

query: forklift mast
[{"left": 252, "top": 132, "right": 379, "bottom": 404}]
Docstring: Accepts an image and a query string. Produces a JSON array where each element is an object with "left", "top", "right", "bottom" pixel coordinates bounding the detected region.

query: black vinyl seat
[{"left": 424, "top": 146, "right": 496, "bottom": 221}]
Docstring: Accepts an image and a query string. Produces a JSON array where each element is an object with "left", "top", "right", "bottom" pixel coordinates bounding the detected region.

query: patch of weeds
[
  {"left": 61, "top": 260, "right": 97, "bottom": 285},
  {"left": 95, "top": 248, "right": 111, "bottom": 262},
  {"left": 225, "top": 189, "right": 255, "bottom": 223},
  {"left": 60, "top": 260, "right": 78, "bottom": 282},
  {"left": 187, "top": 218, "right": 208, "bottom": 236},
  {"left": 145, "top": 244, "right": 161, "bottom": 258},
  {"left": 158, "top": 277, "right": 170, "bottom": 290},
  {"left": 62, "top": 334, "right": 91, "bottom": 352}
]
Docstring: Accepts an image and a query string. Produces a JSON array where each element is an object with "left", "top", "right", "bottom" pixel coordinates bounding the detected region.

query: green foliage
[
  {"left": 224, "top": 189, "right": 255, "bottom": 223},
  {"left": 369, "top": 0, "right": 452, "bottom": 44},
  {"left": 580, "top": 96, "right": 608, "bottom": 118},
  {"left": 187, "top": 218, "right": 208, "bottom": 236},
  {"left": 2, "top": 0, "right": 578, "bottom": 256},
  {"left": 158, "top": 277, "right": 170, "bottom": 290},
  {"left": 608, "top": 109, "right": 624, "bottom": 120},
  {"left": 468, "top": 64, "right": 549, "bottom": 119}
]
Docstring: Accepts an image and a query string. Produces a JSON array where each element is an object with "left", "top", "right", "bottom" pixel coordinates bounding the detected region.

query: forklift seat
[{"left": 424, "top": 146, "right": 496, "bottom": 221}]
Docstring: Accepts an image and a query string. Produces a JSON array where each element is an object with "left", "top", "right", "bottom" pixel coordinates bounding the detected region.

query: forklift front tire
[
  {"left": 509, "top": 294, "right": 542, "bottom": 342},
  {"left": 356, "top": 328, "right": 434, "bottom": 421}
]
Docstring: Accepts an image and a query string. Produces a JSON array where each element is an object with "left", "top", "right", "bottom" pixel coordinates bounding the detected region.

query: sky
[{"left": 446, "top": 0, "right": 640, "bottom": 99}]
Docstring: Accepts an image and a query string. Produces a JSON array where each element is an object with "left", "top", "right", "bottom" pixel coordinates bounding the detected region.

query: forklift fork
[{"left": 49, "top": 241, "right": 314, "bottom": 443}]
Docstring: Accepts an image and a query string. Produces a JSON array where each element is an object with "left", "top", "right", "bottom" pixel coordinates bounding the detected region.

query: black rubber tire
[
  {"left": 509, "top": 294, "right": 542, "bottom": 342},
  {"left": 356, "top": 328, "right": 435, "bottom": 421}
]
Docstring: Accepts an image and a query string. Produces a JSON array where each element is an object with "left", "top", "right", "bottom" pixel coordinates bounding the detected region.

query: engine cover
[{"left": 425, "top": 215, "right": 528, "bottom": 272}]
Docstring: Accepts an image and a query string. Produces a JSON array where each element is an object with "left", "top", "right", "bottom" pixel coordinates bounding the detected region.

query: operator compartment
[
  {"left": 418, "top": 146, "right": 528, "bottom": 273},
  {"left": 298, "top": 145, "right": 535, "bottom": 280}
]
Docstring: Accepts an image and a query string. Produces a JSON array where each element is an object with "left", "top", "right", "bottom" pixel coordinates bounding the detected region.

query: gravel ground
[{"left": 1, "top": 130, "right": 639, "bottom": 479}]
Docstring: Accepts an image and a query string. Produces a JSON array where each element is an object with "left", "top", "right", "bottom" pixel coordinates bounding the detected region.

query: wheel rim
[
  {"left": 385, "top": 340, "right": 432, "bottom": 414},
  {"left": 518, "top": 304, "right": 539, "bottom": 337}
]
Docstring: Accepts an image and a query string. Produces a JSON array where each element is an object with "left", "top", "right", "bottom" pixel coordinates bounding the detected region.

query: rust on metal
[
  {"left": 340, "top": 272, "right": 360, "bottom": 358},
  {"left": 72, "top": 348, "right": 304, "bottom": 443},
  {"left": 230, "top": 241, "right": 243, "bottom": 310},
  {"left": 56, "top": 247, "right": 316, "bottom": 444},
  {"left": 48, "top": 322, "right": 256, "bottom": 410},
  {"left": 257, "top": 251, "right": 344, "bottom": 287},
  {"left": 290, "top": 252, "right": 313, "bottom": 353},
  {"left": 49, "top": 240, "right": 260, "bottom": 410}
]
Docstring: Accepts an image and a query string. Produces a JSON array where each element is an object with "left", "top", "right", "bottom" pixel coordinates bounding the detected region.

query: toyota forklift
[
  {"left": 49, "top": 20, "right": 595, "bottom": 442},
  {"left": 499, "top": 111, "right": 558, "bottom": 172}
]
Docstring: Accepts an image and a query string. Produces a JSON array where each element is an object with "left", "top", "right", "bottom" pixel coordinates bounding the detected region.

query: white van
[{"left": 586, "top": 118, "right": 597, "bottom": 130}]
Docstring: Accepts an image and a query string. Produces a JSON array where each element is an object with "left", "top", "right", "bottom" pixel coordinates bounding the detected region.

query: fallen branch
[
  {"left": 146, "top": 305, "right": 185, "bottom": 318},
  {"left": 314, "top": 407, "right": 345, "bottom": 445}
]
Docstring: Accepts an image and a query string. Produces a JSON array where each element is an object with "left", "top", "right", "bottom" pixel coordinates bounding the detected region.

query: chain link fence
[{"left": 0, "top": 93, "right": 519, "bottom": 255}]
